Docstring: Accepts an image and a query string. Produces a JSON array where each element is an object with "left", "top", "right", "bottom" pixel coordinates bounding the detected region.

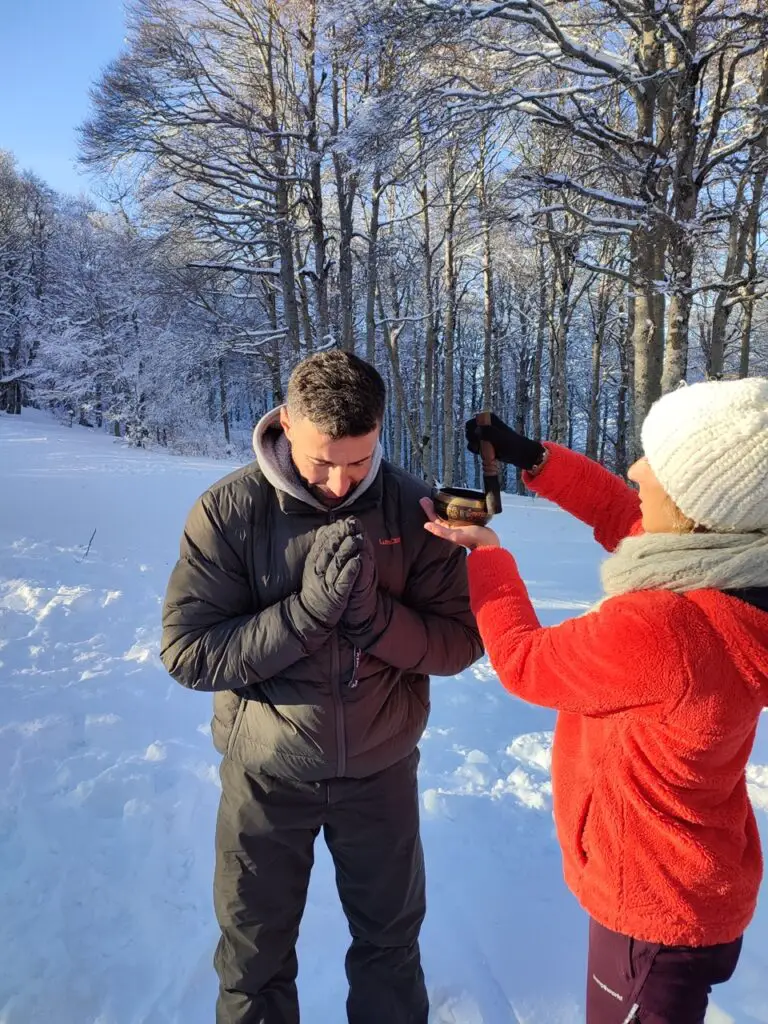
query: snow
[{"left": 2, "top": 409, "right": 768, "bottom": 1023}]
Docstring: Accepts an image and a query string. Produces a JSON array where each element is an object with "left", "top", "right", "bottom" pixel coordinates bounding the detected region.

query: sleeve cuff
[
  {"left": 522, "top": 441, "right": 561, "bottom": 493},
  {"left": 467, "top": 547, "right": 522, "bottom": 607},
  {"left": 282, "top": 593, "right": 331, "bottom": 653}
]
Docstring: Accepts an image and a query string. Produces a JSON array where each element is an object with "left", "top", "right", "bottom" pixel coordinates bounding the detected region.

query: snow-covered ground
[{"left": 1, "top": 410, "right": 768, "bottom": 1024}]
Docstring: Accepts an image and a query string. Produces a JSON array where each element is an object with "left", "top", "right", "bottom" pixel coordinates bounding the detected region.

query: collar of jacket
[
  {"left": 724, "top": 587, "right": 768, "bottom": 614},
  {"left": 273, "top": 468, "right": 384, "bottom": 516}
]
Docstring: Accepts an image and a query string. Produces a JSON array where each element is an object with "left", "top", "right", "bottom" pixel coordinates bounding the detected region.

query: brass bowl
[{"left": 432, "top": 486, "right": 494, "bottom": 528}]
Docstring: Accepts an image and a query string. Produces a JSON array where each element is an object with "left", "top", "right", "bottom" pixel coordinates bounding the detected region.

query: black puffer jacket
[{"left": 161, "top": 452, "right": 482, "bottom": 781}]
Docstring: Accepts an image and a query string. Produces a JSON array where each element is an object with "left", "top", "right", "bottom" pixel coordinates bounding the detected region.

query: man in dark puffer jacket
[{"left": 161, "top": 351, "right": 482, "bottom": 1024}]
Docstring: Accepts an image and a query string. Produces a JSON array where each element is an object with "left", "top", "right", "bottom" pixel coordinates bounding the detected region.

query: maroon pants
[{"left": 586, "top": 918, "right": 742, "bottom": 1023}]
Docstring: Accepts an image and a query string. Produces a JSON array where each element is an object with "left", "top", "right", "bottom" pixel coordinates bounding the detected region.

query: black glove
[
  {"left": 341, "top": 523, "right": 385, "bottom": 648},
  {"left": 465, "top": 413, "right": 545, "bottom": 471},
  {"left": 299, "top": 520, "right": 362, "bottom": 628}
]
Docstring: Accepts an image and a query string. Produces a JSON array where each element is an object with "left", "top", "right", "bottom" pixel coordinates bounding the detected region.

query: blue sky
[{"left": 0, "top": 0, "right": 127, "bottom": 197}]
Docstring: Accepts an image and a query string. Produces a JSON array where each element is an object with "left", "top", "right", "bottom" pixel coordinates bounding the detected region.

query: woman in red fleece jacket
[{"left": 422, "top": 378, "right": 768, "bottom": 1024}]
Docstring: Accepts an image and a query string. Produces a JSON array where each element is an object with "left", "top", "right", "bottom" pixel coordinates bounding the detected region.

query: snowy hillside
[{"left": 1, "top": 412, "right": 767, "bottom": 1024}]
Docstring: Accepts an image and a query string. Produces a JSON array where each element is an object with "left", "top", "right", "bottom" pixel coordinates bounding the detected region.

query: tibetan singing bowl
[{"left": 432, "top": 486, "right": 495, "bottom": 527}]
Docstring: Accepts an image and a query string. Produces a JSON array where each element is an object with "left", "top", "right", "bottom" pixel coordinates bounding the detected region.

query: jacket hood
[{"left": 252, "top": 406, "right": 383, "bottom": 513}]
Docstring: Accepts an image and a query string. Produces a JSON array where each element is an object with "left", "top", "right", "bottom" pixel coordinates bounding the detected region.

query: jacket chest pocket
[{"left": 372, "top": 536, "right": 406, "bottom": 599}]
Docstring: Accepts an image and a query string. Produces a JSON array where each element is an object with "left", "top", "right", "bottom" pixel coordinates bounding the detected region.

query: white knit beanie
[{"left": 641, "top": 378, "right": 768, "bottom": 533}]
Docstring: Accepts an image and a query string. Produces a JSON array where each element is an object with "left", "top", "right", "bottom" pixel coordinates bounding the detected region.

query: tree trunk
[
  {"left": 268, "top": 343, "right": 284, "bottom": 404},
  {"left": 303, "top": 0, "right": 331, "bottom": 346},
  {"left": 631, "top": 17, "right": 666, "bottom": 449},
  {"left": 546, "top": 218, "right": 572, "bottom": 445},
  {"left": 739, "top": 217, "right": 760, "bottom": 378},
  {"left": 630, "top": 226, "right": 664, "bottom": 451},
  {"left": 295, "top": 238, "right": 314, "bottom": 354},
  {"left": 585, "top": 278, "right": 609, "bottom": 460},
  {"left": 456, "top": 321, "right": 466, "bottom": 483},
  {"left": 442, "top": 144, "right": 458, "bottom": 485},
  {"left": 514, "top": 347, "right": 533, "bottom": 494},
  {"left": 332, "top": 64, "right": 357, "bottom": 352},
  {"left": 365, "top": 170, "right": 382, "bottom": 363},
  {"left": 4, "top": 260, "right": 23, "bottom": 414},
  {"left": 599, "top": 397, "right": 609, "bottom": 465},
  {"left": 418, "top": 141, "right": 437, "bottom": 484},
  {"left": 132, "top": 311, "right": 146, "bottom": 446},
  {"left": 95, "top": 375, "right": 103, "bottom": 429},
  {"left": 585, "top": 330, "right": 602, "bottom": 461},
  {"left": 218, "top": 357, "right": 231, "bottom": 445},
  {"left": 708, "top": 170, "right": 750, "bottom": 374},
  {"left": 7, "top": 382, "right": 22, "bottom": 416},
  {"left": 661, "top": 4, "right": 699, "bottom": 392},
  {"left": 479, "top": 130, "right": 494, "bottom": 410},
  {"left": 274, "top": 183, "right": 301, "bottom": 356},
  {"left": 532, "top": 243, "right": 546, "bottom": 440},
  {"left": 377, "top": 286, "right": 424, "bottom": 473},
  {"left": 710, "top": 51, "right": 768, "bottom": 375},
  {"left": 615, "top": 315, "right": 631, "bottom": 477},
  {"left": 392, "top": 359, "right": 403, "bottom": 466},
  {"left": 265, "top": 9, "right": 300, "bottom": 355}
]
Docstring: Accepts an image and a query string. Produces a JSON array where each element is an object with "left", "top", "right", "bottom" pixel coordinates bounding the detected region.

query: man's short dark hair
[{"left": 286, "top": 350, "right": 386, "bottom": 438}]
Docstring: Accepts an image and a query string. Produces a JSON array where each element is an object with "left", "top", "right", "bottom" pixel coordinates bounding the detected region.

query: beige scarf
[{"left": 600, "top": 531, "right": 768, "bottom": 598}]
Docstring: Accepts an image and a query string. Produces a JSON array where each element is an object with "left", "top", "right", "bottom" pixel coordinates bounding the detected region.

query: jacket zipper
[
  {"left": 330, "top": 632, "right": 346, "bottom": 776},
  {"left": 328, "top": 511, "right": 347, "bottom": 776}
]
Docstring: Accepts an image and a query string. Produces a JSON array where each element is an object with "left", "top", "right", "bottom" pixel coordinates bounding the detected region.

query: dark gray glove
[
  {"left": 343, "top": 528, "right": 377, "bottom": 627},
  {"left": 341, "top": 519, "right": 391, "bottom": 649},
  {"left": 299, "top": 521, "right": 363, "bottom": 628}
]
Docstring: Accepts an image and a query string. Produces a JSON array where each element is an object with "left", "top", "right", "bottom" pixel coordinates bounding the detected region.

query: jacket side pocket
[
  {"left": 226, "top": 697, "right": 247, "bottom": 760},
  {"left": 576, "top": 791, "right": 593, "bottom": 868}
]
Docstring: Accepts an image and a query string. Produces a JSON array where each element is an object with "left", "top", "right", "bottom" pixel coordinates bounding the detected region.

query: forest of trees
[{"left": 2, "top": 0, "right": 768, "bottom": 487}]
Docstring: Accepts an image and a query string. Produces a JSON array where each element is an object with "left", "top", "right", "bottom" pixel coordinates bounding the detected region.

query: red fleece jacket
[{"left": 468, "top": 443, "right": 768, "bottom": 946}]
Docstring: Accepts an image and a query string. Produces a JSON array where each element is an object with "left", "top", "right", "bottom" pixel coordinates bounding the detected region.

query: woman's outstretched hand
[{"left": 420, "top": 497, "right": 501, "bottom": 551}]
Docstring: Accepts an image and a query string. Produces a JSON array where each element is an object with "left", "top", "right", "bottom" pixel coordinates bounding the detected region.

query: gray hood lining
[{"left": 252, "top": 407, "right": 383, "bottom": 512}]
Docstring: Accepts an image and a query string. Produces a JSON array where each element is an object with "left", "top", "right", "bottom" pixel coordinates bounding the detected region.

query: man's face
[{"left": 280, "top": 408, "right": 379, "bottom": 507}]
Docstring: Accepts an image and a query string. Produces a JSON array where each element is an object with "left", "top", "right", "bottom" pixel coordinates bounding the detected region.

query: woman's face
[{"left": 627, "top": 457, "right": 685, "bottom": 533}]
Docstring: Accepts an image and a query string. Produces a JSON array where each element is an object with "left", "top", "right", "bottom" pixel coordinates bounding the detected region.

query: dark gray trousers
[
  {"left": 587, "top": 918, "right": 742, "bottom": 1023},
  {"left": 213, "top": 750, "right": 428, "bottom": 1024}
]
